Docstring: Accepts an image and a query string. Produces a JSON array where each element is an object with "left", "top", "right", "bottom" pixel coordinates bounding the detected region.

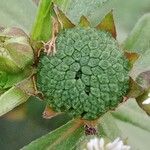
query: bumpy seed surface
[{"left": 37, "top": 27, "right": 130, "bottom": 120}]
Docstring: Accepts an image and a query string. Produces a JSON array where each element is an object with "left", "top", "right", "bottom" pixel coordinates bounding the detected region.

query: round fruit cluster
[{"left": 37, "top": 27, "right": 130, "bottom": 120}]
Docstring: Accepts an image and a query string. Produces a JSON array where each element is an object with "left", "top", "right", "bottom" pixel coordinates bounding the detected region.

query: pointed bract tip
[
  {"left": 52, "top": 4, "right": 75, "bottom": 29},
  {"left": 96, "top": 10, "right": 117, "bottom": 39},
  {"left": 79, "top": 16, "right": 90, "bottom": 28},
  {"left": 127, "top": 77, "right": 144, "bottom": 98},
  {"left": 124, "top": 51, "right": 140, "bottom": 66},
  {"left": 42, "top": 106, "right": 59, "bottom": 119}
]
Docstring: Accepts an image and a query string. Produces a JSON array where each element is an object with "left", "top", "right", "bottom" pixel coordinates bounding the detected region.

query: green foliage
[
  {"left": 0, "top": 71, "right": 7, "bottom": 90},
  {"left": 66, "top": 0, "right": 150, "bottom": 42},
  {"left": 123, "top": 13, "right": 150, "bottom": 115},
  {"left": 0, "top": 26, "right": 34, "bottom": 116},
  {"left": 0, "top": 72, "right": 34, "bottom": 116},
  {"left": 55, "top": 0, "right": 72, "bottom": 12},
  {"left": 98, "top": 112, "right": 122, "bottom": 140},
  {"left": 0, "top": 0, "right": 150, "bottom": 149},
  {"left": 66, "top": 0, "right": 111, "bottom": 24},
  {"left": 123, "top": 13, "right": 150, "bottom": 54},
  {"left": 0, "top": 27, "right": 34, "bottom": 114},
  {"left": 0, "top": 86, "right": 29, "bottom": 116},
  {"left": 0, "top": 0, "right": 36, "bottom": 33},
  {"left": 37, "top": 27, "right": 130, "bottom": 120},
  {"left": 0, "top": 68, "right": 32, "bottom": 90},
  {"left": 0, "top": 27, "right": 34, "bottom": 73},
  {"left": 21, "top": 119, "right": 84, "bottom": 150},
  {"left": 112, "top": 100, "right": 150, "bottom": 150},
  {"left": 31, "top": 0, "right": 53, "bottom": 41},
  {"left": 31, "top": 0, "right": 73, "bottom": 41},
  {"left": 123, "top": 14, "right": 150, "bottom": 79},
  {"left": 112, "top": 101, "right": 150, "bottom": 132}
]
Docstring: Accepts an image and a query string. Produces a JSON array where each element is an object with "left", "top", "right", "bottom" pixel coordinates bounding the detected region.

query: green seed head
[{"left": 37, "top": 27, "right": 130, "bottom": 120}]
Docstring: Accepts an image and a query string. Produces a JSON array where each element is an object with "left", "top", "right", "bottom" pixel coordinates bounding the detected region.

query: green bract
[
  {"left": 0, "top": 27, "right": 34, "bottom": 73},
  {"left": 0, "top": 71, "right": 8, "bottom": 89},
  {"left": 37, "top": 27, "right": 130, "bottom": 120}
]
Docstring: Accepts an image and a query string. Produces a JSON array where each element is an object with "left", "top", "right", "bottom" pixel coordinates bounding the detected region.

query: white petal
[
  {"left": 86, "top": 137, "right": 130, "bottom": 150},
  {"left": 106, "top": 138, "right": 120, "bottom": 149},
  {"left": 99, "top": 138, "right": 105, "bottom": 150},
  {"left": 122, "top": 145, "right": 131, "bottom": 150},
  {"left": 106, "top": 139, "right": 131, "bottom": 150},
  {"left": 87, "top": 139, "right": 94, "bottom": 150},
  {"left": 112, "top": 138, "right": 120, "bottom": 145},
  {"left": 93, "top": 138, "right": 100, "bottom": 150},
  {"left": 112, "top": 141, "right": 123, "bottom": 150}
]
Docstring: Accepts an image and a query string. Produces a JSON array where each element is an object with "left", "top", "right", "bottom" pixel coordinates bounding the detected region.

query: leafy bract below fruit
[{"left": 37, "top": 27, "right": 130, "bottom": 120}]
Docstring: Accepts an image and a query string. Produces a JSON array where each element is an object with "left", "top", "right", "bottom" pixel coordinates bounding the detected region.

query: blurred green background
[{"left": 0, "top": 0, "right": 150, "bottom": 149}]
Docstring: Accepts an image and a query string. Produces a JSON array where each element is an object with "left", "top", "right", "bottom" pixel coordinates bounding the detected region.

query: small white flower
[{"left": 85, "top": 137, "right": 130, "bottom": 150}]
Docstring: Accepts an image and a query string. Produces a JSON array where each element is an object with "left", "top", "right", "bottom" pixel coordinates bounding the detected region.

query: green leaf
[
  {"left": 111, "top": 100, "right": 150, "bottom": 150},
  {"left": 0, "top": 48, "right": 21, "bottom": 73},
  {"left": 31, "top": 0, "right": 53, "bottom": 41},
  {"left": 0, "top": 71, "right": 8, "bottom": 89},
  {"left": 0, "top": 86, "right": 30, "bottom": 116},
  {"left": 4, "top": 67, "right": 33, "bottom": 89},
  {"left": 0, "top": 0, "right": 37, "bottom": 33},
  {"left": 123, "top": 13, "right": 150, "bottom": 54},
  {"left": 66, "top": 0, "right": 111, "bottom": 24},
  {"left": 21, "top": 119, "right": 84, "bottom": 150},
  {"left": 98, "top": 112, "right": 122, "bottom": 140},
  {"left": 31, "top": 0, "right": 75, "bottom": 41},
  {"left": 123, "top": 14, "right": 150, "bottom": 79},
  {"left": 122, "top": 13, "right": 150, "bottom": 114},
  {"left": 32, "top": 0, "right": 40, "bottom": 6},
  {"left": 54, "top": 0, "right": 72, "bottom": 12},
  {"left": 131, "top": 49, "right": 150, "bottom": 79},
  {"left": 112, "top": 100, "right": 150, "bottom": 133},
  {"left": 114, "top": 118, "right": 150, "bottom": 150},
  {"left": 0, "top": 89, "right": 6, "bottom": 96},
  {"left": 0, "top": 75, "right": 35, "bottom": 116},
  {"left": 0, "top": 68, "right": 32, "bottom": 90},
  {"left": 66, "top": 0, "right": 150, "bottom": 42}
]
